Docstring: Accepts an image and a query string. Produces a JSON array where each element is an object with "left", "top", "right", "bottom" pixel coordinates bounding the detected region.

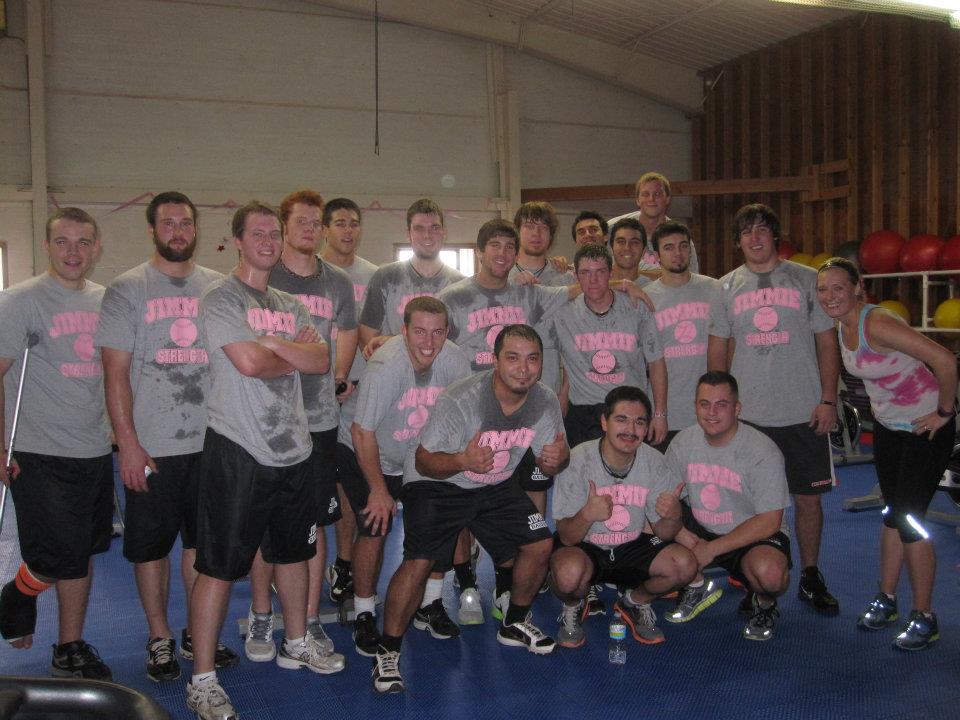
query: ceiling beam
[{"left": 311, "top": 0, "right": 704, "bottom": 114}]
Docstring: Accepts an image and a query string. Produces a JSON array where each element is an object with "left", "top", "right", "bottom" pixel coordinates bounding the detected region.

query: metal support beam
[{"left": 26, "top": 0, "right": 47, "bottom": 274}]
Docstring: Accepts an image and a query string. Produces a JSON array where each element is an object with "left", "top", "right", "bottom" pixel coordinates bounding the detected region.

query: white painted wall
[{"left": 0, "top": 0, "right": 691, "bottom": 286}]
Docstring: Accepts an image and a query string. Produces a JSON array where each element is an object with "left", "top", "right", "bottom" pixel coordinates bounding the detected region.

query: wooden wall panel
[{"left": 695, "top": 14, "right": 960, "bottom": 278}]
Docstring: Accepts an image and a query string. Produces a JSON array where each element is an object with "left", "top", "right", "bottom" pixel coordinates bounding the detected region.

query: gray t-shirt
[
  {"left": 552, "top": 439, "right": 677, "bottom": 550},
  {"left": 710, "top": 260, "right": 833, "bottom": 426},
  {"left": 96, "top": 262, "right": 223, "bottom": 457},
  {"left": 508, "top": 262, "right": 575, "bottom": 287},
  {"left": 606, "top": 210, "right": 701, "bottom": 274},
  {"left": 666, "top": 423, "right": 790, "bottom": 536},
  {"left": 643, "top": 274, "right": 719, "bottom": 430},
  {"left": 405, "top": 370, "right": 565, "bottom": 489},
  {"left": 553, "top": 292, "right": 663, "bottom": 405},
  {"left": 439, "top": 277, "right": 568, "bottom": 392},
  {"left": 0, "top": 274, "right": 111, "bottom": 458},
  {"left": 338, "top": 335, "right": 470, "bottom": 475},
  {"left": 359, "top": 260, "right": 463, "bottom": 336},
  {"left": 268, "top": 258, "right": 356, "bottom": 433},
  {"left": 199, "top": 273, "right": 315, "bottom": 467},
  {"left": 341, "top": 255, "right": 378, "bottom": 382}
]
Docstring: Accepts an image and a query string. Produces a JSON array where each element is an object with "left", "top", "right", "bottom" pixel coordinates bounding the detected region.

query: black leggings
[{"left": 873, "top": 417, "right": 955, "bottom": 543}]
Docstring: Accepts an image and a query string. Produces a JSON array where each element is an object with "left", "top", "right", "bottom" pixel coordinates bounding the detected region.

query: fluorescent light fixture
[{"left": 771, "top": 0, "right": 960, "bottom": 27}]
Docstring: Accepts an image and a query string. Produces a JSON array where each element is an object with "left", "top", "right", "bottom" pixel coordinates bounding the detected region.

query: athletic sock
[
  {"left": 622, "top": 590, "right": 641, "bottom": 607},
  {"left": 14, "top": 564, "right": 51, "bottom": 597},
  {"left": 688, "top": 577, "right": 704, "bottom": 589},
  {"left": 379, "top": 634, "right": 402, "bottom": 653},
  {"left": 494, "top": 566, "right": 513, "bottom": 598},
  {"left": 334, "top": 557, "right": 352, "bottom": 572},
  {"left": 421, "top": 578, "right": 443, "bottom": 608},
  {"left": 192, "top": 671, "right": 217, "bottom": 686},
  {"left": 355, "top": 595, "right": 376, "bottom": 616},
  {"left": 283, "top": 635, "right": 306, "bottom": 653},
  {"left": 504, "top": 602, "right": 531, "bottom": 626},
  {"left": 454, "top": 562, "right": 476, "bottom": 591}
]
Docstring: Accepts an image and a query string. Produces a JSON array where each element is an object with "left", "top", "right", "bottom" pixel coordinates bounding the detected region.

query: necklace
[
  {"left": 515, "top": 262, "right": 546, "bottom": 278},
  {"left": 598, "top": 438, "right": 635, "bottom": 481},
  {"left": 587, "top": 293, "right": 615, "bottom": 318}
]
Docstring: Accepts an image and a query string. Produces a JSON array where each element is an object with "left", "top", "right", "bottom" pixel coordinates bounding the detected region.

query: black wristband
[
  {"left": 936, "top": 405, "right": 954, "bottom": 418},
  {"left": 820, "top": 400, "right": 835, "bottom": 406}
]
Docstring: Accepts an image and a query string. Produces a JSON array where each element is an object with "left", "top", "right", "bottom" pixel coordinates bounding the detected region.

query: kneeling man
[{"left": 551, "top": 386, "right": 696, "bottom": 647}]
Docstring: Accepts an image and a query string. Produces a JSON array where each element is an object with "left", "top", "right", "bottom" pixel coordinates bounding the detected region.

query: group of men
[{"left": 0, "top": 170, "right": 842, "bottom": 720}]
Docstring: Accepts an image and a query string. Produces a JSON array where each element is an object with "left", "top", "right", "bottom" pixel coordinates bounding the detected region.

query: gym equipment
[
  {"left": 877, "top": 299, "right": 910, "bottom": 324},
  {"left": 777, "top": 240, "right": 798, "bottom": 259},
  {"left": 899, "top": 234, "right": 943, "bottom": 272},
  {"left": 933, "top": 298, "right": 960, "bottom": 329},
  {"left": 860, "top": 230, "right": 905, "bottom": 274},
  {"left": 938, "top": 235, "right": 960, "bottom": 270},
  {"left": 811, "top": 252, "right": 832, "bottom": 269},
  {"left": 0, "top": 334, "right": 40, "bottom": 532}
]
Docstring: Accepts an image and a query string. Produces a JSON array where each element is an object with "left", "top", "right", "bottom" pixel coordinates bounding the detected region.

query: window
[{"left": 395, "top": 245, "right": 475, "bottom": 276}]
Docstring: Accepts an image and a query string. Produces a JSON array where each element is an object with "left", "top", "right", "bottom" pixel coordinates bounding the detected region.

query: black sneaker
[
  {"left": 353, "top": 611, "right": 380, "bottom": 657},
  {"left": 326, "top": 563, "right": 354, "bottom": 604},
  {"left": 798, "top": 567, "right": 840, "bottom": 616},
  {"left": 179, "top": 629, "right": 241, "bottom": 669},
  {"left": 51, "top": 640, "right": 112, "bottom": 680},
  {"left": 496, "top": 615, "right": 556, "bottom": 655},
  {"left": 146, "top": 637, "right": 181, "bottom": 682},
  {"left": 413, "top": 599, "right": 461, "bottom": 640},
  {"left": 0, "top": 580, "right": 37, "bottom": 643}
]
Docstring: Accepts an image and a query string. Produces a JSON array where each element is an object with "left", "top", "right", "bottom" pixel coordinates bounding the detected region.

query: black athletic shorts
[
  {"left": 513, "top": 447, "right": 554, "bottom": 491},
  {"left": 680, "top": 502, "right": 792, "bottom": 584},
  {"left": 311, "top": 429, "right": 342, "bottom": 527},
  {"left": 195, "top": 429, "right": 316, "bottom": 582},
  {"left": 10, "top": 451, "right": 113, "bottom": 580},
  {"left": 744, "top": 421, "right": 834, "bottom": 495},
  {"left": 554, "top": 532, "right": 672, "bottom": 588},
  {"left": 564, "top": 403, "right": 604, "bottom": 450},
  {"left": 401, "top": 479, "right": 552, "bottom": 567},
  {"left": 122, "top": 452, "right": 201, "bottom": 563},
  {"left": 335, "top": 442, "right": 402, "bottom": 537}
]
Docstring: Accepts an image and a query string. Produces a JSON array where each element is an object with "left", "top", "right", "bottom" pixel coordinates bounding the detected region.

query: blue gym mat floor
[{"left": 1, "top": 460, "right": 958, "bottom": 719}]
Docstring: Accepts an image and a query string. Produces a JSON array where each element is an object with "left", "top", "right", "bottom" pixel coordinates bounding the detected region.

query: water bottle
[{"left": 608, "top": 618, "right": 627, "bottom": 665}]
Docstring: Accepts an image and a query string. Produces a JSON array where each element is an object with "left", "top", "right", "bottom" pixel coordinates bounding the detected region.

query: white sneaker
[
  {"left": 277, "top": 636, "right": 346, "bottom": 674},
  {"left": 244, "top": 606, "right": 276, "bottom": 662},
  {"left": 186, "top": 678, "right": 237, "bottom": 720},
  {"left": 491, "top": 591, "right": 510, "bottom": 621},
  {"left": 306, "top": 618, "right": 335, "bottom": 655},
  {"left": 458, "top": 588, "right": 484, "bottom": 625}
]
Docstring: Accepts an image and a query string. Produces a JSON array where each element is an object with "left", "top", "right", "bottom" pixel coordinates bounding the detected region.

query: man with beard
[
  {"left": 508, "top": 201, "right": 574, "bottom": 287},
  {"left": 371, "top": 325, "right": 568, "bottom": 693},
  {"left": 358, "top": 199, "right": 463, "bottom": 357},
  {"left": 642, "top": 221, "right": 719, "bottom": 451},
  {"left": 96, "top": 192, "right": 236, "bottom": 681}
]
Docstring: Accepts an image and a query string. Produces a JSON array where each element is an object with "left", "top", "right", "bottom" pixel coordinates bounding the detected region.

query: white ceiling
[{"left": 461, "top": 0, "right": 851, "bottom": 71}]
